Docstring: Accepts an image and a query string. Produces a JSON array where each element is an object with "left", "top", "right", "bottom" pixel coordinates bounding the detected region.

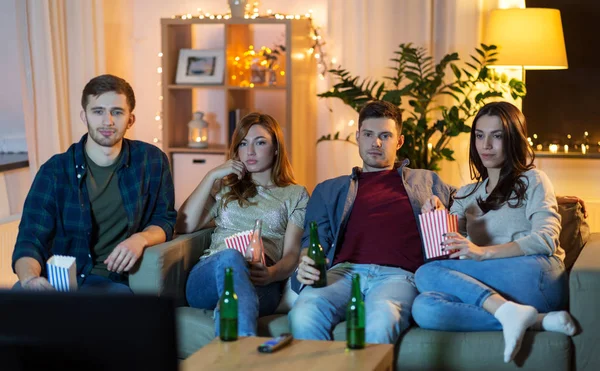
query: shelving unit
[{"left": 161, "top": 17, "right": 317, "bottom": 207}]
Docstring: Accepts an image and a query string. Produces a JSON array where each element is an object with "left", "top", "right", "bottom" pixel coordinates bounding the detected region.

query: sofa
[{"left": 129, "top": 203, "right": 599, "bottom": 371}]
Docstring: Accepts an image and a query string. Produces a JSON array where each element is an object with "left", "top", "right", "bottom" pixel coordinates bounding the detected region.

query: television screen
[{"left": 0, "top": 291, "right": 178, "bottom": 371}]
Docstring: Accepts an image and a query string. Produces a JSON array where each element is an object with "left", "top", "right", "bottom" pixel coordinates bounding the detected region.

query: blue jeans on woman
[
  {"left": 288, "top": 262, "right": 418, "bottom": 344},
  {"left": 185, "top": 249, "right": 283, "bottom": 337},
  {"left": 412, "top": 255, "right": 568, "bottom": 331}
]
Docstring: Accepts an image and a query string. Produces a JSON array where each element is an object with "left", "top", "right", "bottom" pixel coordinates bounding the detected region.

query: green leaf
[
  {"left": 470, "top": 55, "right": 482, "bottom": 66},
  {"left": 382, "top": 90, "right": 403, "bottom": 106},
  {"left": 450, "top": 64, "right": 462, "bottom": 79},
  {"left": 441, "top": 148, "right": 455, "bottom": 160},
  {"left": 464, "top": 99, "right": 471, "bottom": 110},
  {"left": 465, "top": 62, "right": 478, "bottom": 70}
]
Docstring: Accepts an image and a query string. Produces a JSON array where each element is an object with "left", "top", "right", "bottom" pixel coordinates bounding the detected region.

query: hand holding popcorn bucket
[{"left": 418, "top": 209, "right": 459, "bottom": 260}]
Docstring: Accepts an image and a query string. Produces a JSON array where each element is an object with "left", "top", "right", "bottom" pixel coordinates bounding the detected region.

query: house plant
[{"left": 317, "top": 43, "right": 526, "bottom": 170}]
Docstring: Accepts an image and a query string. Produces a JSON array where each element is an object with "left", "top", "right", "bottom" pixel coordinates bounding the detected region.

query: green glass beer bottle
[
  {"left": 219, "top": 267, "right": 238, "bottom": 341},
  {"left": 346, "top": 274, "right": 365, "bottom": 349},
  {"left": 307, "top": 221, "right": 327, "bottom": 288}
]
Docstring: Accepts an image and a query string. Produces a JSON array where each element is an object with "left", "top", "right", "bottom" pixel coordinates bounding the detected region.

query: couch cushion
[
  {"left": 397, "top": 328, "right": 571, "bottom": 371},
  {"left": 176, "top": 307, "right": 216, "bottom": 359},
  {"left": 558, "top": 202, "right": 590, "bottom": 270}
]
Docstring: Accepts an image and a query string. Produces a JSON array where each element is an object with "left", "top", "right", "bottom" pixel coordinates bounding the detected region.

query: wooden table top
[{"left": 181, "top": 336, "right": 394, "bottom": 371}]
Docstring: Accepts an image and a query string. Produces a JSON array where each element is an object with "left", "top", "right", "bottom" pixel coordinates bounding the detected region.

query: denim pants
[
  {"left": 412, "top": 255, "right": 568, "bottom": 331},
  {"left": 288, "top": 263, "right": 418, "bottom": 344},
  {"left": 185, "top": 249, "right": 282, "bottom": 337},
  {"left": 13, "top": 274, "right": 133, "bottom": 294}
]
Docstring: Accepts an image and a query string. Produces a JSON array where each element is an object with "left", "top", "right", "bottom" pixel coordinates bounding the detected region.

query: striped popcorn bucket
[
  {"left": 224, "top": 230, "right": 253, "bottom": 257},
  {"left": 46, "top": 255, "right": 78, "bottom": 292},
  {"left": 418, "top": 209, "right": 459, "bottom": 260}
]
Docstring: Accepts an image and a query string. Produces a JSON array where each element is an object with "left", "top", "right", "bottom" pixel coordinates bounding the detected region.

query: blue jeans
[
  {"left": 13, "top": 274, "right": 133, "bottom": 294},
  {"left": 412, "top": 255, "right": 568, "bottom": 331},
  {"left": 185, "top": 249, "right": 283, "bottom": 337},
  {"left": 288, "top": 263, "right": 418, "bottom": 344}
]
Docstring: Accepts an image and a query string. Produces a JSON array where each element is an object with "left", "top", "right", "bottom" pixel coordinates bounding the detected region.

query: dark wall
[{"left": 523, "top": 0, "right": 600, "bottom": 146}]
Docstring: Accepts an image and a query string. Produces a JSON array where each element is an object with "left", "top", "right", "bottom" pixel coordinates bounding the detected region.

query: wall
[
  {"left": 0, "top": 0, "right": 30, "bottom": 218},
  {"left": 0, "top": 0, "right": 26, "bottom": 153},
  {"left": 535, "top": 157, "right": 600, "bottom": 232}
]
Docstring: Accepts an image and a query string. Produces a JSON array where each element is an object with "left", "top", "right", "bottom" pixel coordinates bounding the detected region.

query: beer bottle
[
  {"left": 245, "top": 219, "right": 265, "bottom": 264},
  {"left": 346, "top": 274, "right": 365, "bottom": 349},
  {"left": 219, "top": 267, "right": 238, "bottom": 341},
  {"left": 307, "top": 221, "right": 327, "bottom": 287}
]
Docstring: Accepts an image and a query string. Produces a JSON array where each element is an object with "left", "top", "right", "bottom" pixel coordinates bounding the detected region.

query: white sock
[
  {"left": 494, "top": 301, "right": 538, "bottom": 363},
  {"left": 539, "top": 311, "right": 577, "bottom": 336}
]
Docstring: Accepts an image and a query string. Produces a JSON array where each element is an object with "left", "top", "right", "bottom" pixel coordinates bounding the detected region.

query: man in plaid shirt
[{"left": 12, "top": 74, "right": 177, "bottom": 293}]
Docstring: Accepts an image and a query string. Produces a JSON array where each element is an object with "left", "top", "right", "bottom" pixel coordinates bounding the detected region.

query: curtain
[
  {"left": 317, "top": 0, "right": 433, "bottom": 182},
  {"left": 16, "top": 0, "right": 106, "bottom": 172}
]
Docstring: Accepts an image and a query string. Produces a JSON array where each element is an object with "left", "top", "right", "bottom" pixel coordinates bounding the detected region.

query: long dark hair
[
  {"left": 460, "top": 101, "right": 535, "bottom": 213},
  {"left": 222, "top": 112, "right": 296, "bottom": 208}
]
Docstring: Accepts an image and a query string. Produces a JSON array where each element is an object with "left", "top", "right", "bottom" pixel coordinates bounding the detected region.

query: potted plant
[{"left": 317, "top": 43, "right": 526, "bottom": 171}]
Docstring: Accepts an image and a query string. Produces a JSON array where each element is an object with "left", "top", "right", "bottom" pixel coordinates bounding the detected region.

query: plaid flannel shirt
[{"left": 12, "top": 134, "right": 177, "bottom": 285}]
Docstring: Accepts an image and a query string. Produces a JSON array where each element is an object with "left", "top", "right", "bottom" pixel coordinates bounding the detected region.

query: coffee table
[{"left": 181, "top": 336, "right": 394, "bottom": 371}]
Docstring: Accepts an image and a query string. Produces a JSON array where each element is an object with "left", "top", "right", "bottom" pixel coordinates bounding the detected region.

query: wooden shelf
[
  {"left": 161, "top": 17, "right": 317, "bottom": 196},
  {"left": 167, "top": 84, "right": 225, "bottom": 90},
  {"left": 226, "top": 85, "right": 287, "bottom": 90},
  {"left": 167, "top": 84, "right": 287, "bottom": 90},
  {"left": 167, "top": 145, "right": 228, "bottom": 154},
  {"left": 161, "top": 18, "right": 300, "bottom": 26}
]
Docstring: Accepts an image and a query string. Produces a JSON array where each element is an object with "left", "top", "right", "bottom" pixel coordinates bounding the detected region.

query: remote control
[{"left": 257, "top": 333, "right": 294, "bottom": 353}]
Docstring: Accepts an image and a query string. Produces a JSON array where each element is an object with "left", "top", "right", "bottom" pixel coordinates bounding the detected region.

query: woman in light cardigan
[{"left": 413, "top": 102, "right": 576, "bottom": 363}]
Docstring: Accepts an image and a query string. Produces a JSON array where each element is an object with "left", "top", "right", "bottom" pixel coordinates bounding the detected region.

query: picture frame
[{"left": 175, "top": 49, "right": 225, "bottom": 84}]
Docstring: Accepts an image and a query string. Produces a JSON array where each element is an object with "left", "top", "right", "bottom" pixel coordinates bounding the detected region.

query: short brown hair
[
  {"left": 358, "top": 100, "right": 403, "bottom": 134},
  {"left": 81, "top": 74, "right": 136, "bottom": 111}
]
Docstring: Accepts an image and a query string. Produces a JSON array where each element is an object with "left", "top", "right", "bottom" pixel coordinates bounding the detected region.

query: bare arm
[
  {"left": 176, "top": 160, "right": 246, "bottom": 234},
  {"left": 270, "top": 223, "right": 304, "bottom": 282}
]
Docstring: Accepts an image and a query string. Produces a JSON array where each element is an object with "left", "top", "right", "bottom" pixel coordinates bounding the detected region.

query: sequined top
[{"left": 204, "top": 184, "right": 309, "bottom": 262}]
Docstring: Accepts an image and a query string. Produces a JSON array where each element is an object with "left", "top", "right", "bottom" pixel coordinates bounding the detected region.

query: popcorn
[{"left": 418, "top": 209, "right": 459, "bottom": 260}]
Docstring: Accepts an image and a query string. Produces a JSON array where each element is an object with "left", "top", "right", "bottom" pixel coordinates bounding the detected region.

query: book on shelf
[{"left": 228, "top": 108, "right": 251, "bottom": 143}]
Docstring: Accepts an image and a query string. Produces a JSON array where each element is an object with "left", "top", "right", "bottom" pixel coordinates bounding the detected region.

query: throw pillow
[{"left": 558, "top": 202, "right": 590, "bottom": 271}]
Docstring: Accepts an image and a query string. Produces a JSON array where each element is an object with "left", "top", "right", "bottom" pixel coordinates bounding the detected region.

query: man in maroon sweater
[{"left": 289, "top": 100, "right": 455, "bottom": 344}]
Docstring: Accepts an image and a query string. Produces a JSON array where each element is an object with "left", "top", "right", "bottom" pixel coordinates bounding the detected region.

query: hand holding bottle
[
  {"left": 244, "top": 219, "right": 265, "bottom": 264},
  {"left": 298, "top": 221, "right": 329, "bottom": 287},
  {"left": 249, "top": 262, "right": 275, "bottom": 286},
  {"left": 297, "top": 250, "right": 328, "bottom": 286}
]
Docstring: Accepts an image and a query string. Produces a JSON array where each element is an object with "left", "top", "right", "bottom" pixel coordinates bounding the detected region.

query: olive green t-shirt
[{"left": 84, "top": 148, "right": 128, "bottom": 277}]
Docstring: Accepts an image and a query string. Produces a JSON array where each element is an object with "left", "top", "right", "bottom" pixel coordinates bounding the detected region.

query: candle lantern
[{"left": 188, "top": 111, "right": 209, "bottom": 148}]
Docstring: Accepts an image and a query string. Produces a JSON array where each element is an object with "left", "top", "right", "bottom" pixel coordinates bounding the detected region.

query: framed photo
[{"left": 175, "top": 49, "right": 225, "bottom": 84}]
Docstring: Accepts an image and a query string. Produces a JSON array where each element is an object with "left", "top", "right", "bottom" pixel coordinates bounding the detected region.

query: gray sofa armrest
[
  {"left": 129, "top": 228, "right": 214, "bottom": 306},
  {"left": 570, "top": 232, "right": 600, "bottom": 371}
]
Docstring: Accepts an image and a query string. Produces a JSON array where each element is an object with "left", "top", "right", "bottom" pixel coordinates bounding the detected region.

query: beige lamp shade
[{"left": 484, "top": 8, "right": 568, "bottom": 70}]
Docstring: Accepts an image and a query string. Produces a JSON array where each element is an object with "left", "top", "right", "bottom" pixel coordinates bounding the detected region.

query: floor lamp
[{"left": 484, "top": 8, "right": 568, "bottom": 83}]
